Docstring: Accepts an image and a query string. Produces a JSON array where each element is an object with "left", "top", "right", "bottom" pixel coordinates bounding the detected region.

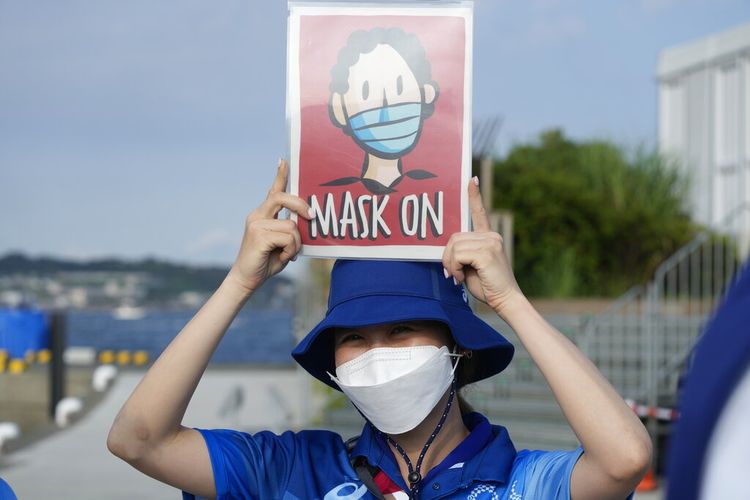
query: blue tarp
[{"left": 0, "top": 309, "right": 49, "bottom": 358}]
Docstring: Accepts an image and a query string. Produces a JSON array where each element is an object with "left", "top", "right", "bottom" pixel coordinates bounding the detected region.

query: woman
[{"left": 107, "top": 160, "right": 651, "bottom": 499}]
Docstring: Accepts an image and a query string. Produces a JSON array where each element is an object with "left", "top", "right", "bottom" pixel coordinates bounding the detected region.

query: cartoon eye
[
  {"left": 362, "top": 80, "right": 369, "bottom": 100},
  {"left": 396, "top": 75, "right": 403, "bottom": 95}
]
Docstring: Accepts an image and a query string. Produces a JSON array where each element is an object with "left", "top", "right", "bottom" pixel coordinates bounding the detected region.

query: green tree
[{"left": 491, "top": 129, "right": 696, "bottom": 297}]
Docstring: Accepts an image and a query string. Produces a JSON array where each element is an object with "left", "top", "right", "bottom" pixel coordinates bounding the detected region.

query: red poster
[{"left": 288, "top": 2, "right": 473, "bottom": 260}]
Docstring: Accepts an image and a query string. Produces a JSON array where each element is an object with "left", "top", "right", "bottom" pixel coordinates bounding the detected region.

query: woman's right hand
[
  {"left": 108, "top": 158, "right": 314, "bottom": 497},
  {"left": 227, "top": 158, "right": 315, "bottom": 295}
]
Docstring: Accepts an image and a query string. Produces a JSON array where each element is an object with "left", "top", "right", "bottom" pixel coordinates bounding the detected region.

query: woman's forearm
[
  {"left": 443, "top": 179, "right": 649, "bottom": 497},
  {"left": 107, "top": 272, "right": 252, "bottom": 459},
  {"left": 495, "top": 291, "right": 651, "bottom": 481}
]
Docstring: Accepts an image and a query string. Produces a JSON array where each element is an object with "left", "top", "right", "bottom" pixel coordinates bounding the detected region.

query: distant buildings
[
  {"left": 0, "top": 254, "right": 293, "bottom": 311},
  {"left": 657, "top": 22, "right": 750, "bottom": 253},
  {"left": 0, "top": 271, "right": 152, "bottom": 309}
]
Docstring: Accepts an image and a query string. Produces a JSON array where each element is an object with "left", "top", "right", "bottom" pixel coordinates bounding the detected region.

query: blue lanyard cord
[{"left": 383, "top": 378, "right": 457, "bottom": 500}]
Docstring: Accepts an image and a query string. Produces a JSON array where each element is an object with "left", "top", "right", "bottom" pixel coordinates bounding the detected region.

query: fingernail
[
  {"left": 291, "top": 254, "right": 297, "bottom": 262},
  {"left": 443, "top": 267, "right": 449, "bottom": 279},
  {"left": 453, "top": 277, "right": 459, "bottom": 286},
  {"left": 307, "top": 207, "right": 316, "bottom": 219},
  {"left": 473, "top": 176, "right": 479, "bottom": 186},
  {"left": 278, "top": 157, "right": 284, "bottom": 168}
]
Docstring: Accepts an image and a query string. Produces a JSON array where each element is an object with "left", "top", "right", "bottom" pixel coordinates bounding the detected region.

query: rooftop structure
[{"left": 657, "top": 21, "right": 750, "bottom": 254}]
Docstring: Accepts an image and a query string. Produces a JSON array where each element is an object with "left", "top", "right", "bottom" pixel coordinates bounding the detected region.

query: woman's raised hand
[
  {"left": 442, "top": 178, "right": 522, "bottom": 315},
  {"left": 227, "top": 159, "right": 315, "bottom": 295}
]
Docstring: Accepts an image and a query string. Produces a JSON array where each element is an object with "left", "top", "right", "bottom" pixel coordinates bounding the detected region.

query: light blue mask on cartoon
[{"left": 348, "top": 102, "right": 423, "bottom": 156}]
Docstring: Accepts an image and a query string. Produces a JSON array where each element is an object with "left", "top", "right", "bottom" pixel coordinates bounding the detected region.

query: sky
[{"left": 1, "top": 0, "right": 749, "bottom": 266}]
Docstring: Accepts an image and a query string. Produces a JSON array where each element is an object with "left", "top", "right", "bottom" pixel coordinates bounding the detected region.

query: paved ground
[
  {"left": 634, "top": 488, "right": 665, "bottom": 499},
  {"left": 0, "top": 367, "right": 308, "bottom": 500}
]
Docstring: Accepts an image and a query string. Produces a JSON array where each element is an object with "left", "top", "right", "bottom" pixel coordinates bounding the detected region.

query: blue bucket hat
[{"left": 292, "top": 260, "right": 515, "bottom": 390}]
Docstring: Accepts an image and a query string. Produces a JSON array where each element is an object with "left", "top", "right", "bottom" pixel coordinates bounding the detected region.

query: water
[{"left": 65, "top": 307, "right": 295, "bottom": 365}]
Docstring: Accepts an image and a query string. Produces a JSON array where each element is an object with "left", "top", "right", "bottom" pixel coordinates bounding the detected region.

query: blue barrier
[{"left": 0, "top": 309, "right": 49, "bottom": 358}]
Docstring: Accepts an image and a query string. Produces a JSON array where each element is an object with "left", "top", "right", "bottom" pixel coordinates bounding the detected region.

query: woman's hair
[
  {"left": 329, "top": 27, "right": 436, "bottom": 101},
  {"left": 328, "top": 27, "right": 439, "bottom": 135},
  {"left": 455, "top": 345, "right": 477, "bottom": 414},
  {"left": 428, "top": 320, "right": 477, "bottom": 415}
]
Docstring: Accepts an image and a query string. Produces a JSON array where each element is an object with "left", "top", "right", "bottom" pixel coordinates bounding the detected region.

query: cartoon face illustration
[{"left": 325, "top": 28, "right": 439, "bottom": 193}]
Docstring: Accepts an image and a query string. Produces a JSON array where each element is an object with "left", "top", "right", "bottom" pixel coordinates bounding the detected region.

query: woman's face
[{"left": 333, "top": 320, "right": 452, "bottom": 367}]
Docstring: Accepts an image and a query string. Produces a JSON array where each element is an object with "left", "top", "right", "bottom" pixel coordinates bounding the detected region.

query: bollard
[
  {"left": 92, "top": 365, "right": 118, "bottom": 392},
  {"left": 133, "top": 350, "right": 149, "bottom": 366},
  {"left": 116, "top": 350, "right": 131, "bottom": 366},
  {"left": 37, "top": 349, "right": 52, "bottom": 364},
  {"left": 99, "top": 350, "right": 115, "bottom": 365},
  {"left": 0, "top": 422, "right": 21, "bottom": 454},
  {"left": 55, "top": 397, "right": 83, "bottom": 427},
  {"left": 8, "top": 359, "right": 26, "bottom": 375}
]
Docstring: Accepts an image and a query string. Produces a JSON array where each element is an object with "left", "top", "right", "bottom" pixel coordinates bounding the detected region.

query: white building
[{"left": 657, "top": 22, "right": 750, "bottom": 250}]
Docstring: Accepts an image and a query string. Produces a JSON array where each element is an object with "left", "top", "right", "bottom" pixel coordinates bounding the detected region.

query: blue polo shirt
[{"left": 183, "top": 412, "right": 584, "bottom": 499}]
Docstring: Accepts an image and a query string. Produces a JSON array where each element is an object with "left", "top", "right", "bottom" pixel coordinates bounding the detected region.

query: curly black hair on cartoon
[{"left": 329, "top": 27, "right": 439, "bottom": 134}]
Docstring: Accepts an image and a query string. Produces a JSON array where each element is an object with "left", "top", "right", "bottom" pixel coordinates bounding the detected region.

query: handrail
[
  {"left": 652, "top": 202, "right": 750, "bottom": 283},
  {"left": 582, "top": 202, "right": 749, "bottom": 408},
  {"left": 578, "top": 284, "right": 643, "bottom": 356}
]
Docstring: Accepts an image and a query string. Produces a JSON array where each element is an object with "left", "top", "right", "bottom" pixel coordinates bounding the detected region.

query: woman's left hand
[
  {"left": 442, "top": 177, "right": 522, "bottom": 315},
  {"left": 446, "top": 183, "right": 652, "bottom": 500}
]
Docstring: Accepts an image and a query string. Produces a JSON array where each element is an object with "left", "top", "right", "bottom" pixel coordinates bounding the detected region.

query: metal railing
[
  {"left": 465, "top": 203, "right": 749, "bottom": 455},
  {"left": 579, "top": 202, "right": 749, "bottom": 465},
  {"left": 578, "top": 285, "right": 646, "bottom": 398},
  {"left": 579, "top": 204, "right": 748, "bottom": 399}
]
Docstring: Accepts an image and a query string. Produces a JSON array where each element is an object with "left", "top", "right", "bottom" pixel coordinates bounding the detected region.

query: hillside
[{"left": 0, "top": 253, "right": 294, "bottom": 309}]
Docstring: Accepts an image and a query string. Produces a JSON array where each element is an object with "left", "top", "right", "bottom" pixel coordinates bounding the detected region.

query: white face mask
[{"left": 328, "top": 345, "right": 462, "bottom": 435}]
